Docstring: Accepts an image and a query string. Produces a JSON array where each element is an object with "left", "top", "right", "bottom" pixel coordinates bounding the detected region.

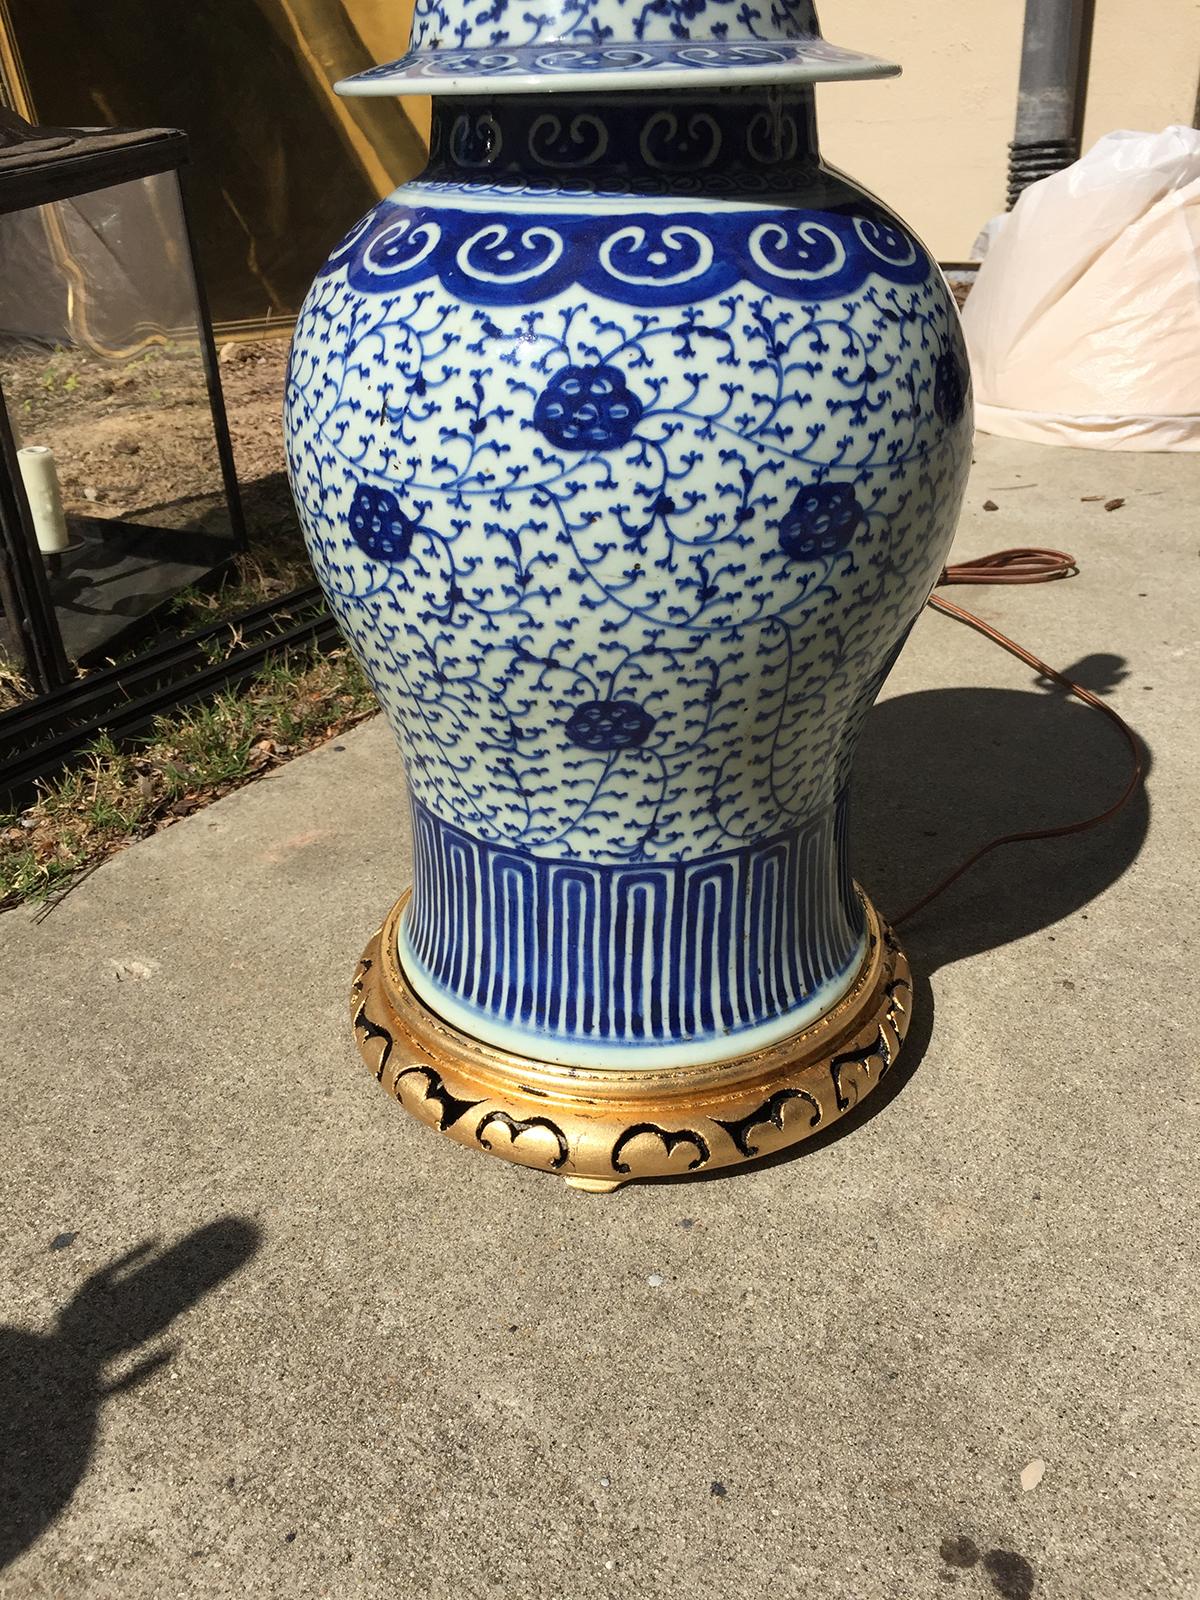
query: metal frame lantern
[{"left": 0, "top": 111, "right": 244, "bottom": 695}]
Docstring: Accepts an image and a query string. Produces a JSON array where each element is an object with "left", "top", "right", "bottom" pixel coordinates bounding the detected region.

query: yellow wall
[
  {"left": 347, "top": 0, "right": 433, "bottom": 147},
  {"left": 1082, "top": 0, "right": 1200, "bottom": 152},
  {"left": 817, "top": 0, "right": 1200, "bottom": 260}
]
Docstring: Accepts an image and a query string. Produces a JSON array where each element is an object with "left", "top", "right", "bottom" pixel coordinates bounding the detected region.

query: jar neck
[{"left": 424, "top": 87, "right": 820, "bottom": 193}]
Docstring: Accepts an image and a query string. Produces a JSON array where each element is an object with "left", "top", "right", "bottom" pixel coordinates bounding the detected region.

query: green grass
[
  {"left": 166, "top": 542, "right": 316, "bottom": 635},
  {"left": 0, "top": 662, "right": 31, "bottom": 713},
  {"left": 0, "top": 645, "right": 376, "bottom": 911}
]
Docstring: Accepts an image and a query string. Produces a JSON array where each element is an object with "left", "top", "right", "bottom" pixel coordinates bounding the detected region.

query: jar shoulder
[
  {"left": 388, "top": 161, "right": 917, "bottom": 227},
  {"left": 304, "top": 165, "right": 947, "bottom": 321}
]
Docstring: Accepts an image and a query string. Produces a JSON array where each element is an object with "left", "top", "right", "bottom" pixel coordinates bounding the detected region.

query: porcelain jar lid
[{"left": 336, "top": 0, "right": 899, "bottom": 97}]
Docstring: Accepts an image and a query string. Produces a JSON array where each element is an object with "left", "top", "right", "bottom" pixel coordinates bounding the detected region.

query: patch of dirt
[
  {"left": 4, "top": 333, "right": 296, "bottom": 539},
  {"left": 7, "top": 341, "right": 222, "bottom": 531},
  {"left": 217, "top": 338, "right": 308, "bottom": 577},
  {"left": 219, "top": 337, "right": 292, "bottom": 484}
]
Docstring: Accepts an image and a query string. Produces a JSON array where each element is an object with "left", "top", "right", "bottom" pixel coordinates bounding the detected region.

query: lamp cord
[{"left": 890, "top": 548, "right": 1145, "bottom": 928}]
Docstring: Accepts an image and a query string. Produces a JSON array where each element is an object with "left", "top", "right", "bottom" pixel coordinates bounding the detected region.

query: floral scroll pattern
[
  {"left": 286, "top": 192, "right": 970, "bottom": 873},
  {"left": 404, "top": 0, "right": 822, "bottom": 52}
]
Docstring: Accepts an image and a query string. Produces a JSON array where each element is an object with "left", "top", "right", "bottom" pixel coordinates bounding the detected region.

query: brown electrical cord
[
  {"left": 938, "top": 546, "right": 1079, "bottom": 586},
  {"left": 890, "top": 548, "right": 1145, "bottom": 927}
]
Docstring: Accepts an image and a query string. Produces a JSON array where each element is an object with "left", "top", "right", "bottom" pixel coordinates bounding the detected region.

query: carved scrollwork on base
[{"left": 349, "top": 891, "right": 911, "bottom": 1188}]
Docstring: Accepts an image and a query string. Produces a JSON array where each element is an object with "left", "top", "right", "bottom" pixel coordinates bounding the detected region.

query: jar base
[{"left": 350, "top": 891, "right": 911, "bottom": 1187}]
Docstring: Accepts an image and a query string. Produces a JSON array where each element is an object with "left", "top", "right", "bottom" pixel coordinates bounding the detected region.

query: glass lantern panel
[{"left": 0, "top": 169, "right": 236, "bottom": 666}]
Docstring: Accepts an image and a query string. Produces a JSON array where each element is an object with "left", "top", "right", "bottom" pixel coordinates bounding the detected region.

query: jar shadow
[
  {"left": 855, "top": 652, "right": 1151, "bottom": 976},
  {"left": 652, "top": 653, "right": 1151, "bottom": 1184}
]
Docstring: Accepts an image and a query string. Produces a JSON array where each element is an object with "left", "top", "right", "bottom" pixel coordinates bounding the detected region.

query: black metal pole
[
  {"left": 174, "top": 165, "right": 248, "bottom": 554},
  {"left": 0, "top": 376, "right": 71, "bottom": 694},
  {"left": 1008, "top": 0, "right": 1090, "bottom": 207}
]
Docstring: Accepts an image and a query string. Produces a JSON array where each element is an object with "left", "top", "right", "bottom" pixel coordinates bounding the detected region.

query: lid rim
[{"left": 336, "top": 39, "right": 901, "bottom": 96}]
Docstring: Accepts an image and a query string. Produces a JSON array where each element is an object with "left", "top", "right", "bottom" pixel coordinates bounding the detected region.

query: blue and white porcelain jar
[{"left": 285, "top": 0, "right": 972, "bottom": 1101}]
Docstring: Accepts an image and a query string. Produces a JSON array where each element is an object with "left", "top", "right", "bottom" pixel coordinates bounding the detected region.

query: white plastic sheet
[{"left": 962, "top": 127, "right": 1200, "bottom": 451}]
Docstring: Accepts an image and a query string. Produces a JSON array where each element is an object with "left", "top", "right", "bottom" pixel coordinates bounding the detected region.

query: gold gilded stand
[{"left": 350, "top": 891, "right": 911, "bottom": 1189}]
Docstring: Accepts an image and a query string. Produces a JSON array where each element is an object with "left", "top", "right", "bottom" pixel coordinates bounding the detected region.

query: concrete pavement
[{"left": 1, "top": 434, "right": 1197, "bottom": 1598}]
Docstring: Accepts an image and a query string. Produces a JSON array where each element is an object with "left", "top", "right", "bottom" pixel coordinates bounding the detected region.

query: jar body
[{"left": 284, "top": 90, "right": 972, "bottom": 1068}]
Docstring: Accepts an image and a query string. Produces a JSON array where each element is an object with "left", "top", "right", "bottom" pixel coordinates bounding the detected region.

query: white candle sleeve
[{"left": 17, "top": 444, "right": 71, "bottom": 555}]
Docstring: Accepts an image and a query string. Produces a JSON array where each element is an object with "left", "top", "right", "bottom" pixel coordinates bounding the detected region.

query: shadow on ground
[
  {"left": 0, "top": 1218, "right": 261, "bottom": 1569},
  {"left": 841, "top": 649, "right": 1149, "bottom": 1146},
  {"left": 238, "top": 470, "right": 305, "bottom": 549},
  {"left": 661, "top": 654, "right": 1151, "bottom": 1183},
  {"left": 854, "top": 652, "right": 1151, "bottom": 974}
]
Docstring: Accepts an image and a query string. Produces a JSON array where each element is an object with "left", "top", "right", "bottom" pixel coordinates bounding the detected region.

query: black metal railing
[{"left": 0, "top": 586, "right": 340, "bottom": 804}]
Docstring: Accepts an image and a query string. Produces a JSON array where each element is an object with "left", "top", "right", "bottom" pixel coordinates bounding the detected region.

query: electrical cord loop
[{"left": 891, "top": 549, "right": 1144, "bottom": 927}]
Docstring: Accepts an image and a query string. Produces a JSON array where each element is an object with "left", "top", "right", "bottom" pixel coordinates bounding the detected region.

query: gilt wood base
[{"left": 349, "top": 891, "right": 911, "bottom": 1188}]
